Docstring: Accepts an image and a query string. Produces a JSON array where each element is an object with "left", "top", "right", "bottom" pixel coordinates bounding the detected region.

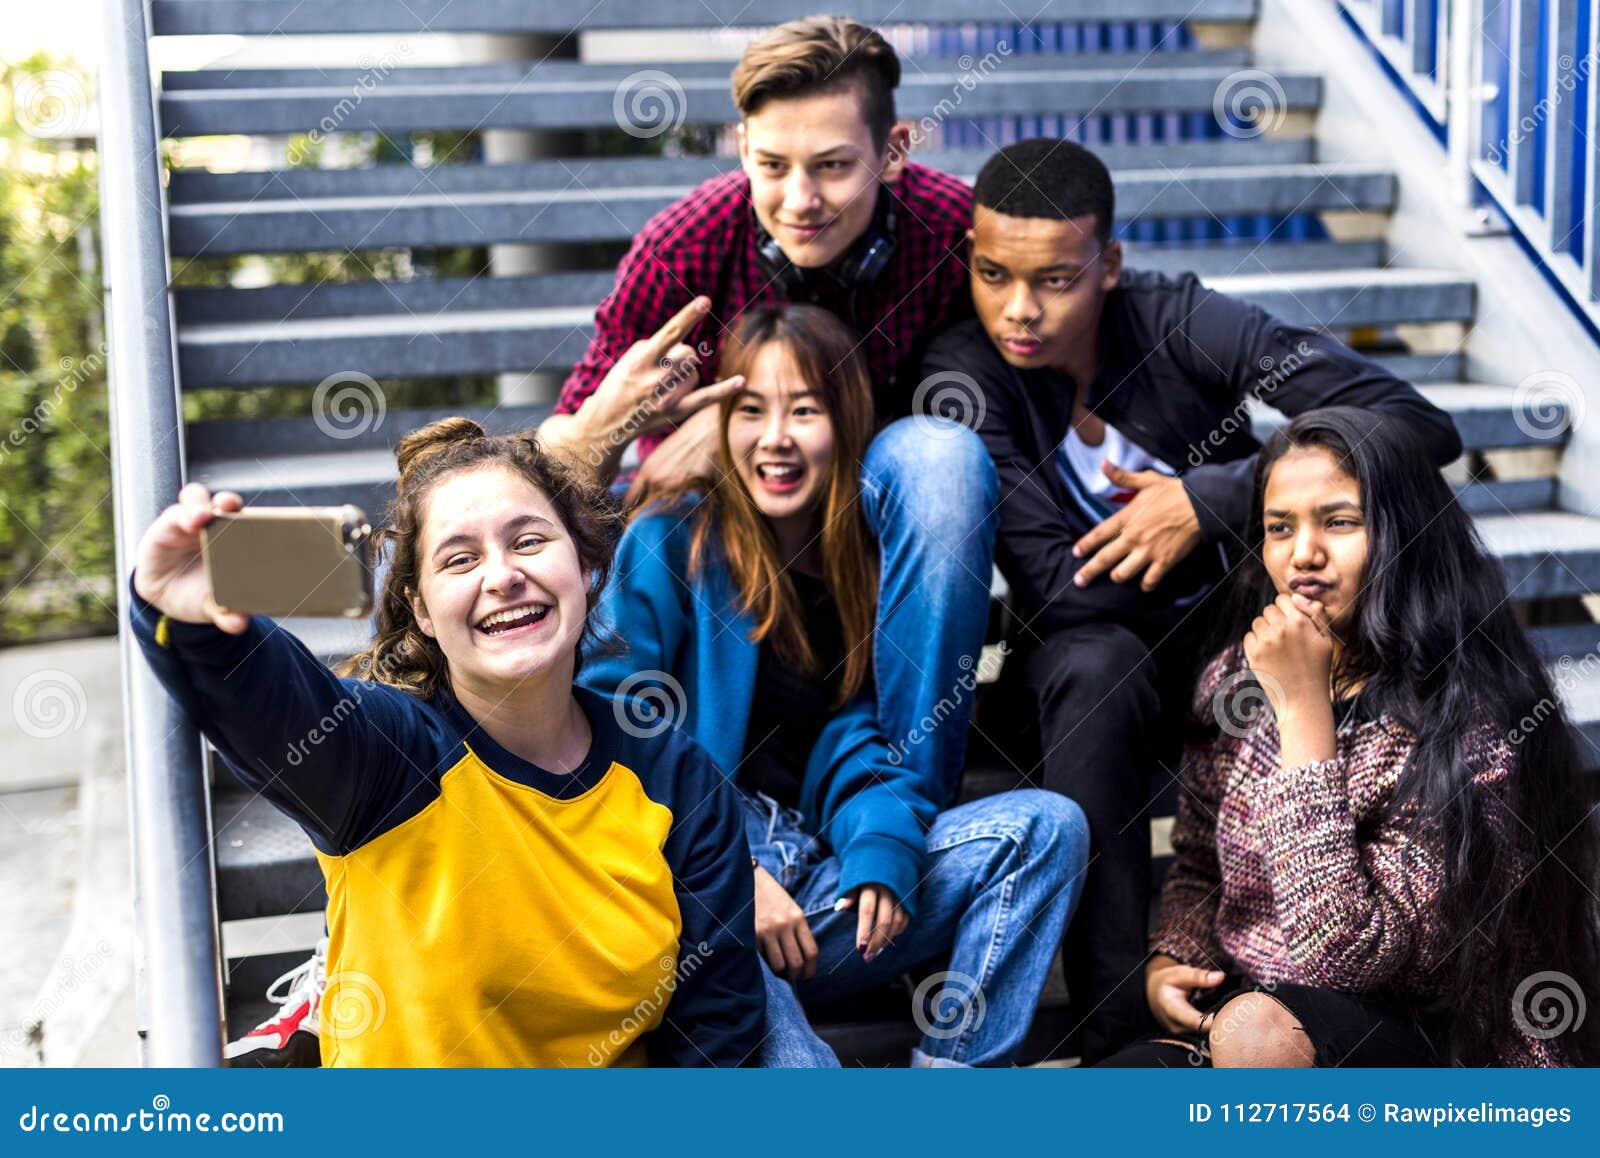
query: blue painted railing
[
  {"left": 1343, "top": 0, "right": 1600, "bottom": 325},
  {"left": 1343, "top": 0, "right": 1447, "bottom": 116}
]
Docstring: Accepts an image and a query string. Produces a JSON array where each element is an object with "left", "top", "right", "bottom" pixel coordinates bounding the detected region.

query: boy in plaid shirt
[{"left": 542, "top": 16, "right": 995, "bottom": 871}]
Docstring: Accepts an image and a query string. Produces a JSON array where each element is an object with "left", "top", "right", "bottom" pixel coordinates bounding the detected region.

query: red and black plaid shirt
[{"left": 556, "top": 161, "right": 974, "bottom": 462}]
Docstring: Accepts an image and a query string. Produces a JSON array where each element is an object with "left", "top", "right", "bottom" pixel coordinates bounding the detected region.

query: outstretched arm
[{"left": 129, "top": 484, "right": 440, "bottom": 852}]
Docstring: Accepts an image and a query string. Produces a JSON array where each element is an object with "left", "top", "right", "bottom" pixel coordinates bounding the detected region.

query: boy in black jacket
[{"left": 920, "top": 138, "right": 1462, "bottom": 1062}]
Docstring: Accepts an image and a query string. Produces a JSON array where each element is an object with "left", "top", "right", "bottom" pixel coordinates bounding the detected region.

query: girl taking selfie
[
  {"left": 1106, "top": 407, "right": 1600, "bottom": 1067},
  {"left": 130, "top": 421, "right": 764, "bottom": 1067}
]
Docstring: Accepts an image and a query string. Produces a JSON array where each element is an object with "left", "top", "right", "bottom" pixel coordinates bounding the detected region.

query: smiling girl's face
[
  {"left": 409, "top": 465, "right": 590, "bottom": 693},
  {"left": 726, "top": 340, "right": 837, "bottom": 530},
  {"left": 1261, "top": 446, "right": 1369, "bottom": 627}
]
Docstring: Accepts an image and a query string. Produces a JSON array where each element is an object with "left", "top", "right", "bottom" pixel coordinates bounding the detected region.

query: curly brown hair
[{"left": 336, "top": 417, "right": 620, "bottom": 699}]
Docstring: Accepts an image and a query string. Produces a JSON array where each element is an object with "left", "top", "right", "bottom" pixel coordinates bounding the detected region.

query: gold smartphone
[{"left": 200, "top": 505, "right": 374, "bottom": 619}]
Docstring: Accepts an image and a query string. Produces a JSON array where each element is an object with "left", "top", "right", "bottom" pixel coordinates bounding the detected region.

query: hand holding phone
[
  {"left": 134, "top": 484, "right": 373, "bottom": 630},
  {"left": 133, "top": 484, "right": 250, "bottom": 633}
]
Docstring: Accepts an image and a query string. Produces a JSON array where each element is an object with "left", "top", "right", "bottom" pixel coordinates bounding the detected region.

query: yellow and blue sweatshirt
[{"left": 129, "top": 578, "right": 764, "bottom": 1067}]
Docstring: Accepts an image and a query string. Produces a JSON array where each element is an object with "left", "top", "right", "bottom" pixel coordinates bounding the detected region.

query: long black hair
[{"left": 1212, "top": 406, "right": 1600, "bottom": 1065}]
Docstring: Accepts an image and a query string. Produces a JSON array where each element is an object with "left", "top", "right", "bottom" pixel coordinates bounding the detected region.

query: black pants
[
  {"left": 1095, "top": 977, "right": 1446, "bottom": 1067},
  {"left": 1012, "top": 612, "right": 1210, "bottom": 1064}
]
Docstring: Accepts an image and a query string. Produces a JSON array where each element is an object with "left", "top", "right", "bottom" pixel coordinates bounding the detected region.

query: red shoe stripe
[{"left": 230, "top": 999, "right": 314, "bottom": 1052}]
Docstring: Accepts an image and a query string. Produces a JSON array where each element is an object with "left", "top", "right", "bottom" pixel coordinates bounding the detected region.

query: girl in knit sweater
[{"left": 1103, "top": 407, "right": 1599, "bottom": 1067}]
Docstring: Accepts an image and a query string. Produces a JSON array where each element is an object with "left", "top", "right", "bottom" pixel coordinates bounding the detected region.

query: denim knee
[
  {"left": 1010, "top": 788, "right": 1090, "bottom": 869},
  {"left": 861, "top": 417, "right": 999, "bottom": 529},
  {"left": 939, "top": 789, "right": 1089, "bottom": 872}
]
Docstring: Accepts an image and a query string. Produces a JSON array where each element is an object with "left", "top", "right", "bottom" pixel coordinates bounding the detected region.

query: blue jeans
[
  {"left": 746, "top": 788, "right": 1089, "bottom": 1067},
  {"left": 860, "top": 417, "right": 999, "bottom": 805}
]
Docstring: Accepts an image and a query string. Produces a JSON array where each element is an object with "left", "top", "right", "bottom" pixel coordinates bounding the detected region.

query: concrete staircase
[{"left": 141, "top": 0, "right": 1600, "bottom": 1064}]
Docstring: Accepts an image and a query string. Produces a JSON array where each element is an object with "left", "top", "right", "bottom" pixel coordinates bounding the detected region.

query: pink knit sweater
[{"left": 1151, "top": 649, "right": 1563, "bottom": 1067}]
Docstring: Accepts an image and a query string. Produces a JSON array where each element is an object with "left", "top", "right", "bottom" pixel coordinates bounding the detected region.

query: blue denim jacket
[{"left": 579, "top": 496, "right": 938, "bottom": 914}]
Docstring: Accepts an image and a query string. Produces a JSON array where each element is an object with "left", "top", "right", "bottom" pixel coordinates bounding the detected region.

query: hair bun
[{"left": 395, "top": 416, "right": 486, "bottom": 477}]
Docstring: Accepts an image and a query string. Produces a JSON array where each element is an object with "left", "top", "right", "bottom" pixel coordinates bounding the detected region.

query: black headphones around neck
[{"left": 754, "top": 182, "right": 898, "bottom": 294}]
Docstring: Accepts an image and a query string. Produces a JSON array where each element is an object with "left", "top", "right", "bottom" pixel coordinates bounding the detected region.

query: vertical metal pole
[
  {"left": 1406, "top": 0, "right": 1439, "bottom": 77},
  {"left": 1545, "top": 0, "right": 1582, "bottom": 249},
  {"left": 98, "top": 0, "right": 225, "bottom": 1066},
  {"left": 1382, "top": 0, "right": 1405, "bottom": 37},
  {"left": 1585, "top": 3, "right": 1600, "bottom": 300},
  {"left": 1507, "top": 0, "right": 1542, "bottom": 203},
  {"left": 1446, "top": 0, "right": 1483, "bottom": 207}
]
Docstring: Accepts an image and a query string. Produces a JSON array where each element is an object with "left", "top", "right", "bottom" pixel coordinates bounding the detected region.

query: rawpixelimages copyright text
[{"left": 1187, "top": 1102, "right": 1573, "bottom": 1127}]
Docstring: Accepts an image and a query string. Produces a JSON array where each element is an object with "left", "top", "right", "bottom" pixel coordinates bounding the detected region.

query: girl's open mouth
[
  {"left": 474, "top": 603, "right": 552, "bottom": 636},
  {"left": 755, "top": 462, "right": 805, "bottom": 495}
]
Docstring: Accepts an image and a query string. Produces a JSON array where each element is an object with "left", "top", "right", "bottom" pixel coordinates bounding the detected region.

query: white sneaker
[{"left": 224, "top": 938, "right": 326, "bottom": 1067}]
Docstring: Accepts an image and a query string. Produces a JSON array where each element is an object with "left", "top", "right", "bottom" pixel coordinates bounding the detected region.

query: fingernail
[
  {"left": 1071, "top": 546, "right": 1082, "bottom": 558},
  {"left": 834, "top": 898, "right": 849, "bottom": 911},
  {"left": 1073, "top": 572, "right": 1086, "bottom": 587}
]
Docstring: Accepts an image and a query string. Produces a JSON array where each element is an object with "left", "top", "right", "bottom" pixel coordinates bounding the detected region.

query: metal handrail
[
  {"left": 1469, "top": 0, "right": 1600, "bottom": 312},
  {"left": 1341, "top": 0, "right": 1450, "bottom": 122},
  {"left": 98, "top": 0, "right": 225, "bottom": 1066},
  {"left": 1345, "top": 0, "right": 1600, "bottom": 330}
]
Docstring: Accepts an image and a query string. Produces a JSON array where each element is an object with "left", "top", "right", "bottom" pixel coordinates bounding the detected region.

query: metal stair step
[
  {"left": 152, "top": 0, "right": 1262, "bottom": 37},
  {"left": 214, "top": 786, "right": 328, "bottom": 923},
  {"left": 167, "top": 139, "right": 1316, "bottom": 207},
  {"left": 160, "top": 64, "right": 1321, "bottom": 137},
  {"left": 1204, "top": 268, "right": 1474, "bottom": 329},
  {"left": 186, "top": 404, "right": 554, "bottom": 527},
  {"left": 1367, "top": 351, "right": 1463, "bottom": 384},
  {"left": 174, "top": 270, "right": 614, "bottom": 326},
  {"left": 1158, "top": 240, "right": 1384, "bottom": 278},
  {"left": 169, "top": 160, "right": 1387, "bottom": 256},
  {"left": 1411, "top": 382, "right": 1573, "bottom": 447},
  {"left": 1478, "top": 511, "right": 1600, "bottom": 600},
  {"left": 1528, "top": 623, "right": 1600, "bottom": 663},
  {"left": 191, "top": 447, "right": 401, "bottom": 513},
  {"left": 1453, "top": 477, "right": 1557, "bottom": 515},
  {"left": 171, "top": 237, "right": 1394, "bottom": 328},
  {"left": 186, "top": 401, "right": 552, "bottom": 461},
  {"left": 1251, "top": 383, "right": 1571, "bottom": 451},
  {"left": 1531, "top": 632, "right": 1600, "bottom": 765},
  {"left": 176, "top": 268, "right": 1475, "bottom": 389},
  {"left": 162, "top": 48, "right": 1256, "bottom": 91}
]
